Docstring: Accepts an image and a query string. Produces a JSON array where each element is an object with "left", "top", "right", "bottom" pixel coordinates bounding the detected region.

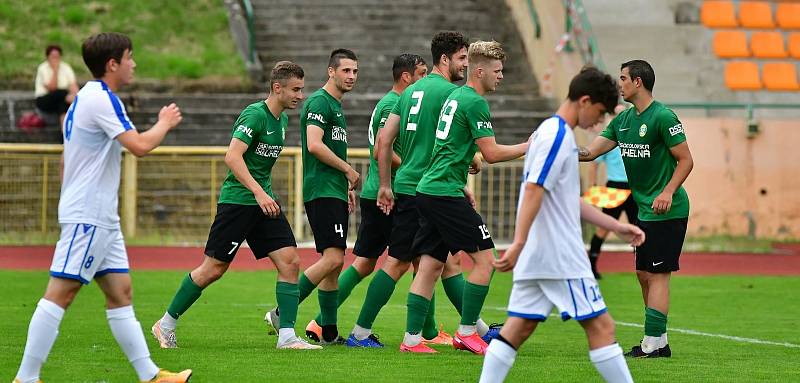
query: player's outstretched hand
[
  {"left": 493, "top": 242, "right": 523, "bottom": 272},
  {"left": 614, "top": 223, "right": 645, "bottom": 247},
  {"left": 348, "top": 190, "right": 356, "bottom": 214},
  {"left": 255, "top": 190, "right": 280, "bottom": 217},
  {"left": 346, "top": 167, "right": 360, "bottom": 190},
  {"left": 158, "top": 103, "right": 182, "bottom": 129},
  {"left": 651, "top": 191, "right": 673, "bottom": 215},
  {"left": 377, "top": 186, "right": 394, "bottom": 215}
]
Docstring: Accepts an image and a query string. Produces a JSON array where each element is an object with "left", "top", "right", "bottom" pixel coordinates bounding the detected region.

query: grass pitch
[{"left": 1, "top": 270, "right": 798, "bottom": 382}]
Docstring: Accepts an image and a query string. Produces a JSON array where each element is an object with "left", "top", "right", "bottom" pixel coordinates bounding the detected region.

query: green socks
[
  {"left": 442, "top": 273, "right": 466, "bottom": 315},
  {"left": 460, "top": 281, "right": 490, "bottom": 326},
  {"left": 298, "top": 272, "right": 316, "bottom": 304},
  {"left": 356, "top": 270, "right": 397, "bottom": 329},
  {"left": 314, "top": 265, "right": 364, "bottom": 323},
  {"left": 406, "top": 292, "right": 430, "bottom": 334},
  {"left": 276, "top": 282, "right": 299, "bottom": 329},
  {"left": 318, "top": 289, "right": 339, "bottom": 326},
  {"left": 644, "top": 307, "right": 668, "bottom": 337},
  {"left": 166, "top": 273, "right": 203, "bottom": 319},
  {"left": 412, "top": 272, "right": 439, "bottom": 340}
]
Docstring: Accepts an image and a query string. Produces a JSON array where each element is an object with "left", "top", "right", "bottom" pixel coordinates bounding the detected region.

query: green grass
[
  {"left": 1, "top": 271, "right": 799, "bottom": 382},
  {"left": 0, "top": 1, "right": 246, "bottom": 84}
]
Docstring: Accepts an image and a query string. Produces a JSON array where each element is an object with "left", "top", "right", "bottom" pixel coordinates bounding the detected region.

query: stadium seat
[
  {"left": 701, "top": 1, "right": 738, "bottom": 28},
  {"left": 738, "top": 1, "right": 776, "bottom": 29},
  {"left": 762, "top": 62, "right": 800, "bottom": 91},
  {"left": 789, "top": 33, "right": 800, "bottom": 59},
  {"left": 713, "top": 31, "right": 750, "bottom": 58},
  {"left": 724, "top": 61, "right": 762, "bottom": 90},
  {"left": 750, "top": 31, "right": 788, "bottom": 58},
  {"left": 776, "top": 3, "right": 800, "bottom": 29}
]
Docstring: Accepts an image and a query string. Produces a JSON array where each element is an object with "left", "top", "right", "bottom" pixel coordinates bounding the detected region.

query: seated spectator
[{"left": 34, "top": 44, "right": 79, "bottom": 127}]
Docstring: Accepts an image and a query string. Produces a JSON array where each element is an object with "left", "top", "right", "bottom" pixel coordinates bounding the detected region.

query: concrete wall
[{"left": 683, "top": 118, "right": 800, "bottom": 238}]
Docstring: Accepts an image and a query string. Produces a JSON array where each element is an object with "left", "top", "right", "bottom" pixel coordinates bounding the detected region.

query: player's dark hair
[
  {"left": 45, "top": 45, "right": 62, "bottom": 57},
  {"left": 328, "top": 48, "right": 358, "bottom": 69},
  {"left": 270, "top": 61, "right": 304, "bottom": 89},
  {"left": 82, "top": 32, "right": 132, "bottom": 78},
  {"left": 621, "top": 59, "right": 655, "bottom": 92},
  {"left": 567, "top": 66, "right": 619, "bottom": 112},
  {"left": 431, "top": 31, "right": 468, "bottom": 66},
  {"left": 392, "top": 54, "right": 425, "bottom": 81}
]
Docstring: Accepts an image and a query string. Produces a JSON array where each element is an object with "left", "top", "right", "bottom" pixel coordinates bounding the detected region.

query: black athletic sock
[
  {"left": 321, "top": 324, "right": 339, "bottom": 342},
  {"left": 589, "top": 235, "right": 604, "bottom": 255}
]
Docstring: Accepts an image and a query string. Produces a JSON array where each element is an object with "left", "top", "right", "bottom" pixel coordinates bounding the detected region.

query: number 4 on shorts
[{"left": 334, "top": 224, "right": 344, "bottom": 238}]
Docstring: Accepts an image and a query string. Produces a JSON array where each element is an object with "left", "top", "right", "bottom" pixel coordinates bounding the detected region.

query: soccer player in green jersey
[
  {"left": 152, "top": 62, "right": 321, "bottom": 350},
  {"left": 289, "top": 48, "right": 360, "bottom": 345},
  {"left": 579, "top": 60, "right": 694, "bottom": 358},
  {"left": 396, "top": 40, "right": 529, "bottom": 354}
]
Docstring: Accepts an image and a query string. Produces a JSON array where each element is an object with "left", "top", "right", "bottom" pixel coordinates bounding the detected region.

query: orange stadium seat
[
  {"left": 762, "top": 62, "right": 800, "bottom": 91},
  {"left": 713, "top": 31, "right": 750, "bottom": 57},
  {"left": 750, "top": 31, "right": 788, "bottom": 58},
  {"left": 789, "top": 33, "right": 800, "bottom": 59},
  {"left": 738, "top": 1, "right": 776, "bottom": 29},
  {"left": 724, "top": 61, "right": 762, "bottom": 90},
  {"left": 701, "top": 1, "right": 738, "bottom": 28},
  {"left": 776, "top": 3, "right": 800, "bottom": 29}
]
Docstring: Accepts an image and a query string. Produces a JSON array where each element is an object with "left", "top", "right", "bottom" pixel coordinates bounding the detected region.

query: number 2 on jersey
[{"left": 406, "top": 91, "right": 424, "bottom": 131}]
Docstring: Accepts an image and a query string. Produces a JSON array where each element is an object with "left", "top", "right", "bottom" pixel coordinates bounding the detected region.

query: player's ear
[{"left": 327, "top": 66, "right": 335, "bottom": 78}]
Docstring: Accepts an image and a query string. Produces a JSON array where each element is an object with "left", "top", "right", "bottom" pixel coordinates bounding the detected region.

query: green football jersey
[
  {"left": 391, "top": 73, "right": 458, "bottom": 196},
  {"left": 417, "top": 86, "right": 495, "bottom": 197},
  {"left": 361, "top": 90, "right": 402, "bottom": 200},
  {"left": 600, "top": 101, "right": 689, "bottom": 221},
  {"left": 300, "top": 88, "right": 349, "bottom": 203},
  {"left": 218, "top": 101, "right": 287, "bottom": 205}
]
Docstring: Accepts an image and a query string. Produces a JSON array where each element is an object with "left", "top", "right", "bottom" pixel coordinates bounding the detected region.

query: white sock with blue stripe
[
  {"left": 107, "top": 306, "right": 159, "bottom": 381},
  {"left": 479, "top": 339, "right": 517, "bottom": 383},
  {"left": 589, "top": 343, "right": 633, "bottom": 383},
  {"left": 16, "top": 298, "right": 64, "bottom": 383}
]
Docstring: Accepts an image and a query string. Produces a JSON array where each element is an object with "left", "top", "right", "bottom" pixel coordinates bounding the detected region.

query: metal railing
[
  {"left": 0, "top": 144, "right": 524, "bottom": 245},
  {"left": 564, "top": 0, "right": 606, "bottom": 70}
]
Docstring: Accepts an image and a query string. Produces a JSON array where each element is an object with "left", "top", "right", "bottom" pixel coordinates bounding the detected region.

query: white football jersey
[
  {"left": 513, "top": 116, "right": 592, "bottom": 280},
  {"left": 58, "top": 80, "right": 134, "bottom": 229}
]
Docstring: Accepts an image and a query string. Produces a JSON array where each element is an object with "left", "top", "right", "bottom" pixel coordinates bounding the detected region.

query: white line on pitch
[{"left": 613, "top": 321, "right": 800, "bottom": 349}]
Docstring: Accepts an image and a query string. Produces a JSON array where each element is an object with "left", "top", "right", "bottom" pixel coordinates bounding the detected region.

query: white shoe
[
  {"left": 264, "top": 307, "right": 279, "bottom": 335},
  {"left": 151, "top": 319, "right": 178, "bottom": 348},
  {"left": 277, "top": 336, "right": 323, "bottom": 350}
]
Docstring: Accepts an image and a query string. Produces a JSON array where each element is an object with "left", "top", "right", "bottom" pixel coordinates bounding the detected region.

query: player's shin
[
  {"left": 16, "top": 298, "right": 64, "bottom": 383},
  {"left": 107, "top": 306, "right": 159, "bottom": 381}
]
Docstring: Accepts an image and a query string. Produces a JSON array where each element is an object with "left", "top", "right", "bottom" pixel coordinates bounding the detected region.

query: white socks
[
  {"left": 278, "top": 328, "right": 296, "bottom": 344},
  {"left": 458, "top": 324, "right": 477, "bottom": 336},
  {"left": 589, "top": 343, "right": 633, "bottom": 383},
  {"left": 352, "top": 324, "right": 372, "bottom": 341},
  {"left": 106, "top": 306, "right": 159, "bottom": 381},
  {"left": 403, "top": 332, "right": 422, "bottom": 346},
  {"left": 640, "top": 335, "right": 661, "bottom": 353},
  {"left": 159, "top": 311, "right": 177, "bottom": 330},
  {"left": 477, "top": 319, "right": 489, "bottom": 336},
  {"left": 16, "top": 299, "right": 64, "bottom": 383},
  {"left": 479, "top": 339, "right": 517, "bottom": 383}
]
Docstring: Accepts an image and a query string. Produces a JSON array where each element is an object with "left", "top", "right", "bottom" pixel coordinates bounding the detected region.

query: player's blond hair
[{"left": 467, "top": 40, "right": 506, "bottom": 66}]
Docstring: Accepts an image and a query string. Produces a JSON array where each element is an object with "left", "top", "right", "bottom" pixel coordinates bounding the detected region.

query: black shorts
[
  {"left": 603, "top": 181, "right": 639, "bottom": 226},
  {"left": 305, "top": 197, "right": 349, "bottom": 254},
  {"left": 388, "top": 194, "right": 423, "bottom": 262},
  {"left": 36, "top": 90, "right": 70, "bottom": 115},
  {"left": 413, "top": 193, "right": 495, "bottom": 263},
  {"left": 205, "top": 204, "right": 297, "bottom": 263},
  {"left": 353, "top": 197, "right": 393, "bottom": 259},
  {"left": 635, "top": 218, "right": 688, "bottom": 273}
]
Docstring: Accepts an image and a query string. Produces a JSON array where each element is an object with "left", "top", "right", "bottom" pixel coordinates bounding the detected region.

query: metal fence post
[
  {"left": 122, "top": 152, "right": 138, "bottom": 238},
  {"left": 40, "top": 158, "right": 49, "bottom": 234}
]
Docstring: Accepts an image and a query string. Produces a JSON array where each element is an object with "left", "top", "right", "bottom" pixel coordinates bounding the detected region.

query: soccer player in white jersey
[
  {"left": 479, "top": 67, "right": 644, "bottom": 383},
  {"left": 13, "top": 33, "right": 191, "bottom": 383}
]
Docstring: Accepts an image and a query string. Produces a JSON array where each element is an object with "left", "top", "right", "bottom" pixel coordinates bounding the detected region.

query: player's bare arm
[
  {"left": 376, "top": 112, "right": 401, "bottom": 214},
  {"left": 374, "top": 128, "right": 401, "bottom": 170},
  {"left": 494, "top": 183, "right": 545, "bottom": 272},
  {"left": 578, "top": 135, "right": 616, "bottom": 162},
  {"left": 653, "top": 141, "right": 693, "bottom": 214},
  {"left": 475, "top": 136, "right": 528, "bottom": 164},
  {"left": 306, "top": 124, "right": 360, "bottom": 188},
  {"left": 117, "top": 103, "right": 182, "bottom": 157},
  {"left": 224, "top": 138, "right": 280, "bottom": 217},
  {"left": 580, "top": 199, "right": 645, "bottom": 246}
]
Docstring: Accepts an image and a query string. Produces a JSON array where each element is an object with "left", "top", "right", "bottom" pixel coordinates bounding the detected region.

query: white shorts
[
  {"left": 507, "top": 278, "right": 607, "bottom": 322},
  {"left": 50, "top": 223, "right": 129, "bottom": 284}
]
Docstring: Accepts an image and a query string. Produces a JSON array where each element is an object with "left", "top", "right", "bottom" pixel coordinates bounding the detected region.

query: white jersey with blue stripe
[
  {"left": 514, "top": 115, "right": 592, "bottom": 280},
  {"left": 58, "top": 80, "right": 134, "bottom": 229}
]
